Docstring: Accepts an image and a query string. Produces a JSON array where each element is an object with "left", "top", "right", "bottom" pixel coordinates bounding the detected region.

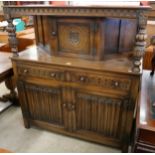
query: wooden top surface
[
  {"left": 11, "top": 46, "right": 141, "bottom": 76},
  {"left": 0, "top": 52, "right": 12, "bottom": 75},
  {"left": 137, "top": 70, "right": 155, "bottom": 131},
  {"left": 4, "top": 5, "right": 151, "bottom": 10},
  {"left": 3, "top": 5, "right": 151, "bottom": 19}
]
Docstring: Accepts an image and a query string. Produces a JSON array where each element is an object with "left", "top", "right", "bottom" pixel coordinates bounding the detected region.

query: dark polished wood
[
  {"left": 133, "top": 70, "right": 155, "bottom": 152},
  {"left": 0, "top": 52, "right": 12, "bottom": 83},
  {"left": 3, "top": 3, "right": 150, "bottom": 152},
  {"left": 143, "top": 45, "right": 154, "bottom": 70},
  {"left": 0, "top": 52, "right": 17, "bottom": 104}
]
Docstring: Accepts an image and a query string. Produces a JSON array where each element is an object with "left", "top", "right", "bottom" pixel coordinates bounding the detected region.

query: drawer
[
  {"left": 64, "top": 70, "right": 131, "bottom": 92},
  {"left": 17, "top": 64, "right": 131, "bottom": 92},
  {"left": 17, "top": 65, "right": 65, "bottom": 81}
]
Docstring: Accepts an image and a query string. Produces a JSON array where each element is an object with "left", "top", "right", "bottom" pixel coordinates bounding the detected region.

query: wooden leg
[
  {"left": 0, "top": 76, "right": 18, "bottom": 105},
  {"left": 23, "top": 118, "right": 30, "bottom": 129},
  {"left": 121, "top": 134, "right": 130, "bottom": 153},
  {"left": 150, "top": 59, "right": 155, "bottom": 76},
  {"left": 122, "top": 143, "right": 129, "bottom": 153}
]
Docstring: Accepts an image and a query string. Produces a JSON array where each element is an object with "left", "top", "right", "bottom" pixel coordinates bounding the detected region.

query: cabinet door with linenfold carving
[
  {"left": 18, "top": 82, "right": 64, "bottom": 127},
  {"left": 75, "top": 90, "right": 129, "bottom": 140}
]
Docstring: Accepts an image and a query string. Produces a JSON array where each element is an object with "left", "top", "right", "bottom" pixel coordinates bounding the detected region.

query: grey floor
[{"left": 0, "top": 82, "right": 121, "bottom": 153}]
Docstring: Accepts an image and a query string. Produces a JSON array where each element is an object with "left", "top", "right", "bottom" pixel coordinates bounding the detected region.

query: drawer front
[
  {"left": 17, "top": 65, "right": 65, "bottom": 81},
  {"left": 17, "top": 64, "right": 131, "bottom": 92},
  {"left": 66, "top": 71, "right": 131, "bottom": 92}
]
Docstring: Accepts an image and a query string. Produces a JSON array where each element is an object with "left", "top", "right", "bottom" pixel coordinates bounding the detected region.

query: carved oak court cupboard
[{"left": 3, "top": 2, "right": 150, "bottom": 152}]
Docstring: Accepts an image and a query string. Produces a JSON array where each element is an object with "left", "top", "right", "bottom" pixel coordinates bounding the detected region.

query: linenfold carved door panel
[
  {"left": 75, "top": 90, "right": 129, "bottom": 140},
  {"left": 19, "top": 82, "right": 64, "bottom": 127}
]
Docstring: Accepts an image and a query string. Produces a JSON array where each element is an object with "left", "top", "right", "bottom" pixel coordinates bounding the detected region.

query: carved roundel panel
[
  {"left": 69, "top": 30, "right": 80, "bottom": 45},
  {"left": 58, "top": 22, "right": 91, "bottom": 55}
]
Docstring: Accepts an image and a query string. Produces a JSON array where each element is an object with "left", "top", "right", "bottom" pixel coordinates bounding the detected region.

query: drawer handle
[
  {"left": 67, "top": 103, "right": 76, "bottom": 111},
  {"left": 23, "top": 69, "right": 28, "bottom": 74},
  {"left": 62, "top": 103, "right": 66, "bottom": 108},
  {"left": 80, "top": 76, "right": 85, "bottom": 82},
  {"left": 114, "top": 81, "right": 119, "bottom": 87},
  {"left": 52, "top": 31, "right": 56, "bottom": 36},
  {"left": 71, "top": 104, "right": 75, "bottom": 110},
  {"left": 50, "top": 72, "right": 56, "bottom": 77}
]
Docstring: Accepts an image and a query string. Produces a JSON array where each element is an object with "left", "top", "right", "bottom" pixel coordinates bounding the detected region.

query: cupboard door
[
  {"left": 50, "top": 18, "right": 97, "bottom": 59},
  {"left": 75, "top": 91, "right": 128, "bottom": 139},
  {"left": 18, "top": 82, "right": 64, "bottom": 127}
]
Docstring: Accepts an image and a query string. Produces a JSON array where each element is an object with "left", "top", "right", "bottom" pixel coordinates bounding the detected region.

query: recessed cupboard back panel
[{"left": 34, "top": 16, "right": 137, "bottom": 60}]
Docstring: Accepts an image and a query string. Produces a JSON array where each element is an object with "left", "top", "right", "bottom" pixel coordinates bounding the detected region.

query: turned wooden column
[
  {"left": 6, "top": 17, "right": 18, "bottom": 56},
  {"left": 132, "top": 11, "right": 148, "bottom": 73},
  {"left": 3, "top": 2, "right": 18, "bottom": 57}
]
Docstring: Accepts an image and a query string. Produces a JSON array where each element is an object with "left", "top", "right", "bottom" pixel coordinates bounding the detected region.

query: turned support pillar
[
  {"left": 132, "top": 12, "right": 148, "bottom": 73},
  {"left": 4, "top": 9, "right": 18, "bottom": 57}
]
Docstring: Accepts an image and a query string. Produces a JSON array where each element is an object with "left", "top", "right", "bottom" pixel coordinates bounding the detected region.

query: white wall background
[{"left": 69, "top": 1, "right": 140, "bottom": 6}]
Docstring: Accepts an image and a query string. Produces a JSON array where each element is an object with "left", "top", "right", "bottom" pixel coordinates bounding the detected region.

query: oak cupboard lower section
[
  {"left": 12, "top": 55, "right": 140, "bottom": 152},
  {"left": 18, "top": 81, "right": 126, "bottom": 148}
]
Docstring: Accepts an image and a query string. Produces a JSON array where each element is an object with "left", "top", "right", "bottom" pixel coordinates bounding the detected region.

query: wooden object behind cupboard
[
  {"left": 133, "top": 70, "right": 155, "bottom": 152},
  {"left": 143, "top": 45, "right": 154, "bottom": 70},
  {"left": 3, "top": 3, "right": 150, "bottom": 152}
]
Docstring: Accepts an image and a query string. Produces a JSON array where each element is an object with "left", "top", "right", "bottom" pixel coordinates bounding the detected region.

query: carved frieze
[
  {"left": 17, "top": 65, "right": 131, "bottom": 92},
  {"left": 77, "top": 93, "right": 122, "bottom": 106},
  {"left": 3, "top": 6, "right": 146, "bottom": 19}
]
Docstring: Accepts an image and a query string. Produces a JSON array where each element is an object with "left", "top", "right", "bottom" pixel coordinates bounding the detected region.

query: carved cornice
[{"left": 3, "top": 6, "right": 150, "bottom": 19}]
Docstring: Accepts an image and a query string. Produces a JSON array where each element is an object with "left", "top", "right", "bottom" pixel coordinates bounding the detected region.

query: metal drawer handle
[
  {"left": 50, "top": 72, "right": 56, "bottom": 77},
  {"left": 80, "top": 76, "right": 85, "bottom": 82},
  {"left": 52, "top": 31, "right": 56, "bottom": 36},
  {"left": 23, "top": 69, "right": 28, "bottom": 74},
  {"left": 114, "top": 81, "right": 119, "bottom": 87},
  {"left": 62, "top": 103, "right": 66, "bottom": 108},
  {"left": 71, "top": 104, "right": 75, "bottom": 110}
]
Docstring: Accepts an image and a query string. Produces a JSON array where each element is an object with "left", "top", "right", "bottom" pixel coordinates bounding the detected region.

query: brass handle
[
  {"left": 52, "top": 31, "right": 56, "bottom": 36},
  {"left": 50, "top": 72, "right": 56, "bottom": 77},
  {"left": 114, "top": 81, "right": 119, "bottom": 87},
  {"left": 80, "top": 76, "right": 85, "bottom": 82},
  {"left": 62, "top": 103, "right": 66, "bottom": 108},
  {"left": 71, "top": 104, "right": 75, "bottom": 110},
  {"left": 23, "top": 69, "right": 28, "bottom": 74},
  {"left": 63, "top": 103, "right": 76, "bottom": 111}
]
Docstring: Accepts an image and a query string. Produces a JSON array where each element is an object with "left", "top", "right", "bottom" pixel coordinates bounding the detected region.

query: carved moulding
[
  {"left": 3, "top": 6, "right": 140, "bottom": 19},
  {"left": 17, "top": 65, "right": 131, "bottom": 92},
  {"left": 132, "top": 11, "right": 148, "bottom": 73}
]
